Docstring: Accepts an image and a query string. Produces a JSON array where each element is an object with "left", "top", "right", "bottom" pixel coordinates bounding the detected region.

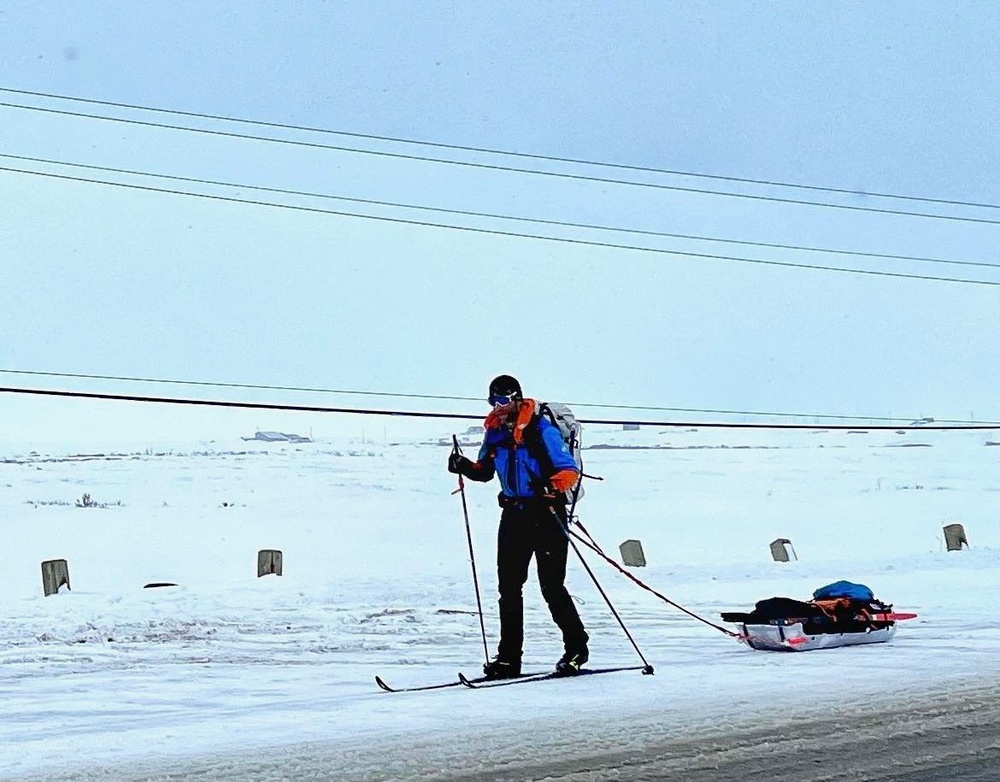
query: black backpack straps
[{"left": 522, "top": 408, "right": 555, "bottom": 479}]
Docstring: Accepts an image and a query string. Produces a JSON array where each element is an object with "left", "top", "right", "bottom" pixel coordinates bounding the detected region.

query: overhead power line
[
  {"left": 0, "top": 368, "right": 477, "bottom": 403},
  {"left": 0, "top": 386, "right": 477, "bottom": 421},
  {"left": 2, "top": 369, "right": 996, "bottom": 427},
  {"left": 5, "top": 152, "right": 999, "bottom": 273},
  {"left": 3, "top": 386, "right": 997, "bottom": 430},
  {"left": 4, "top": 98, "right": 1000, "bottom": 227},
  {"left": 3, "top": 85, "right": 1000, "bottom": 214},
  {"left": 4, "top": 164, "right": 999, "bottom": 287}
]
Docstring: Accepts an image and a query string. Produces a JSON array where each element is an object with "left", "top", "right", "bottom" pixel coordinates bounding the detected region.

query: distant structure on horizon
[{"left": 241, "top": 430, "right": 312, "bottom": 443}]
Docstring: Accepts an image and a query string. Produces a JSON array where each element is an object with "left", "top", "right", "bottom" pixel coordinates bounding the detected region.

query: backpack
[{"left": 534, "top": 401, "right": 585, "bottom": 503}]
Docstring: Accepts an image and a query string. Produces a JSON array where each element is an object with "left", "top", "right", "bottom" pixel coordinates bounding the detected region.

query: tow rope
[{"left": 570, "top": 521, "right": 742, "bottom": 640}]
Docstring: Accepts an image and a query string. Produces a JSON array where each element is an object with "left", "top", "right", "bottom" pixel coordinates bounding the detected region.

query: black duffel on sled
[{"left": 721, "top": 581, "right": 917, "bottom": 652}]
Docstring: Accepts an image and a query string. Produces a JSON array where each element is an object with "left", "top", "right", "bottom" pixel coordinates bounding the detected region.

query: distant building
[{"left": 242, "top": 430, "right": 312, "bottom": 443}]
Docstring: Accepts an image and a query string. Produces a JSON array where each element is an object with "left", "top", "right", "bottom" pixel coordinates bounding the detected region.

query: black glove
[
  {"left": 448, "top": 452, "right": 473, "bottom": 475},
  {"left": 542, "top": 486, "right": 568, "bottom": 506}
]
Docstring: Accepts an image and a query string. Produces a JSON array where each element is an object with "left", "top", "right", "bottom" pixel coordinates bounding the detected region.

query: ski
[
  {"left": 459, "top": 664, "right": 653, "bottom": 688},
  {"left": 375, "top": 669, "right": 554, "bottom": 693},
  {"left": 459, "top": 670, "right": 556, "bottom": 687},
  {"left": 377, "top": 663, "right": 654, "bottom": 692},
  {"left": 375, "top": 675, "right": 464, "bottom": 693}
]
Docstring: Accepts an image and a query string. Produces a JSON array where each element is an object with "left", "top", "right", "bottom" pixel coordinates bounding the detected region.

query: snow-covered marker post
[
  {"left": 41, "top": 558, "right": 71, "bottom": 596},
  {"left": 943, "top": 523, "right": 968, "bottom": 551},
  {"left": 770, "top": 538, "right": 797, "bottom": 562},
  {"left": 257, "top": 549, "right": 283, "bottom": 577},
  {"left": 619, "top": 539, "right": 646, "bottom": 567}
]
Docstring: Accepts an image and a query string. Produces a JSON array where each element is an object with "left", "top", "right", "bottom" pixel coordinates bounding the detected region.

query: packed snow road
[
  {"left": 12, "top": 679, "right": 998, "bottom": 781},
  {"left": 5, "top": 433, "right": 1000, "bottom": 780}
]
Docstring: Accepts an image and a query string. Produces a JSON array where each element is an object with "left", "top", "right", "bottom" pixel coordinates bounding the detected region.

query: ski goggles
[{"left": 489, "top": 394, "right": 515, "bottom": 407}]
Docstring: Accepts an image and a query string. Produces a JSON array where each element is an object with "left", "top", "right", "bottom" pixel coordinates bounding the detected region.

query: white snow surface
[{"left": 2, "top": 424, "right": 999, "bottom": 779}]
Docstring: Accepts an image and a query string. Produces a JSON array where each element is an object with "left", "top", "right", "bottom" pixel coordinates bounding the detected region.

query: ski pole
[
  {"left": 452, "top": 434, "right": 489, "bottom": 663},
  {"left": 557, "top": 440, "right": 651, "bottom": 668},
  {"left": 551, "top": 506, "right": 654, "bottom": 674}
]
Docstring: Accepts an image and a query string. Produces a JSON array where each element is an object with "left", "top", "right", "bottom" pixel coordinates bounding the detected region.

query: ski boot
[
  {"left": 482, "top": 657, "right": 521, "bottom": 680},
  {"left": 555, "top": 645, "right": 589, "bottom": 676}
]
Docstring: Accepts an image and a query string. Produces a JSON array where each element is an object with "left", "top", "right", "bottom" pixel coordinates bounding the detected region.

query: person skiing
[{"left": 448, "top": 374, "right": 589, "bottom": 679}]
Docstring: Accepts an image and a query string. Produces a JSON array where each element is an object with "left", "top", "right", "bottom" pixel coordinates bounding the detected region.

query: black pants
[{"left": 495, "top": 501, "right": 588, "bottom": 661}]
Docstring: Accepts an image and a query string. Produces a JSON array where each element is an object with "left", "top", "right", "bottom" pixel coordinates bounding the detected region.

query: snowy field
[{"left": 2, "top": 421, "right": 999, "bottom": 780}]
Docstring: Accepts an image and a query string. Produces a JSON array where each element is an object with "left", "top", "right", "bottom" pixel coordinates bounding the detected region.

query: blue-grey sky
[{"left": 2, "top": 2, "right": 999, "bottom": 440}]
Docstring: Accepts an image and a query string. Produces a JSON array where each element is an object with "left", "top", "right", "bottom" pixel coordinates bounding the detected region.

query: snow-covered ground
[{"left": 2, "top": 423, "right": 999, "bottom": 779}]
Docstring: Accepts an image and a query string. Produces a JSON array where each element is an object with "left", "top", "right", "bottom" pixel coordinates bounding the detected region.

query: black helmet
[{"left": 488, "top": 374, "right": 522, "bottom": 404}]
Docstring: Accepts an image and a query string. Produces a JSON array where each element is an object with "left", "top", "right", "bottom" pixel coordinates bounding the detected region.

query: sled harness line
[{"left": 569, "top": 521, "right": 742, "bottom": 639}]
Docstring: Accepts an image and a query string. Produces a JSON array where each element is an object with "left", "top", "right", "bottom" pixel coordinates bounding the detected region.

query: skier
[{"left": 448, "top": 374, "right": 589, "bottom": 679}]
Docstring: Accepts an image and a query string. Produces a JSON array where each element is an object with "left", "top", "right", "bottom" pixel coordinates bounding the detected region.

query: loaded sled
[{"left": 721, "top": 581, "right": 916, "bottom": 652}]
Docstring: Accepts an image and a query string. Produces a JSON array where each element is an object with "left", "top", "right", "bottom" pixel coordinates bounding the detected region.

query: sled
[
  {"left": 731, "top": 617, "right": 899, "bottom": 651},
  {"left": 721, "top": 588, "right": 916, "bottom": 652}
]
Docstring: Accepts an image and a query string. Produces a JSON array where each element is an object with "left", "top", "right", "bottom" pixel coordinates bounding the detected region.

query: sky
[
  {"left": 2, "top": 2, "right": 1000, "bottom": 443},
  {"left": 2, "top": 426, "right": 998, "bottom": 779}
]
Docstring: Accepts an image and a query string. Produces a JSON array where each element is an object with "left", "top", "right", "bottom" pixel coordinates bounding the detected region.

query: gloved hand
[
  {"left": 548, "top": 468, "right": 579, "bottom": 493},
  {"left": 540, "top": 487, "right": 561, "bottom": 503},
  {"left": 541, "top": 486, "right": 570, "bottom": 505},
  {"left": 448, "top": 452, "right": 473, "bottom": 475}
]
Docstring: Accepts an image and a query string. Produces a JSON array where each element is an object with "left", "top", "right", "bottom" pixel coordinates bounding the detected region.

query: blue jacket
[{"left": 469, "top": 400, "right": 577, "bottom": 499}]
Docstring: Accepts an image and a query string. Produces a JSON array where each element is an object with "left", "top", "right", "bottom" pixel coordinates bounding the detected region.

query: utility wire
[
  {"left": 4, "top": 99, "right": 1000, "bottom": 227},
  {"left": 2, "top": 386, "right": 997, "bottom": 430},
  {"left": 6, "top": 152, "right": 999, "bottom": 273},
  {"left": 4, "top": 85, "right": 1000, "bottom": 214},
  {"left": 4, "top": 165, "right": 999, "bottom": 287},
  {"left": 0, "top": 386, "right": 476, "bottom": 421},
  {"left": 0, "top": 368, "right": 475, "bottom": 403},
  {"left": 2, "top": 370, "right": 996, "bottom": 426}
]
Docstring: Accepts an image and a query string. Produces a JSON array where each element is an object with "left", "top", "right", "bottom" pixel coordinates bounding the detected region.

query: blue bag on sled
[{"left": 811, "top": 580, "right": 875, "bottom": 601}]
